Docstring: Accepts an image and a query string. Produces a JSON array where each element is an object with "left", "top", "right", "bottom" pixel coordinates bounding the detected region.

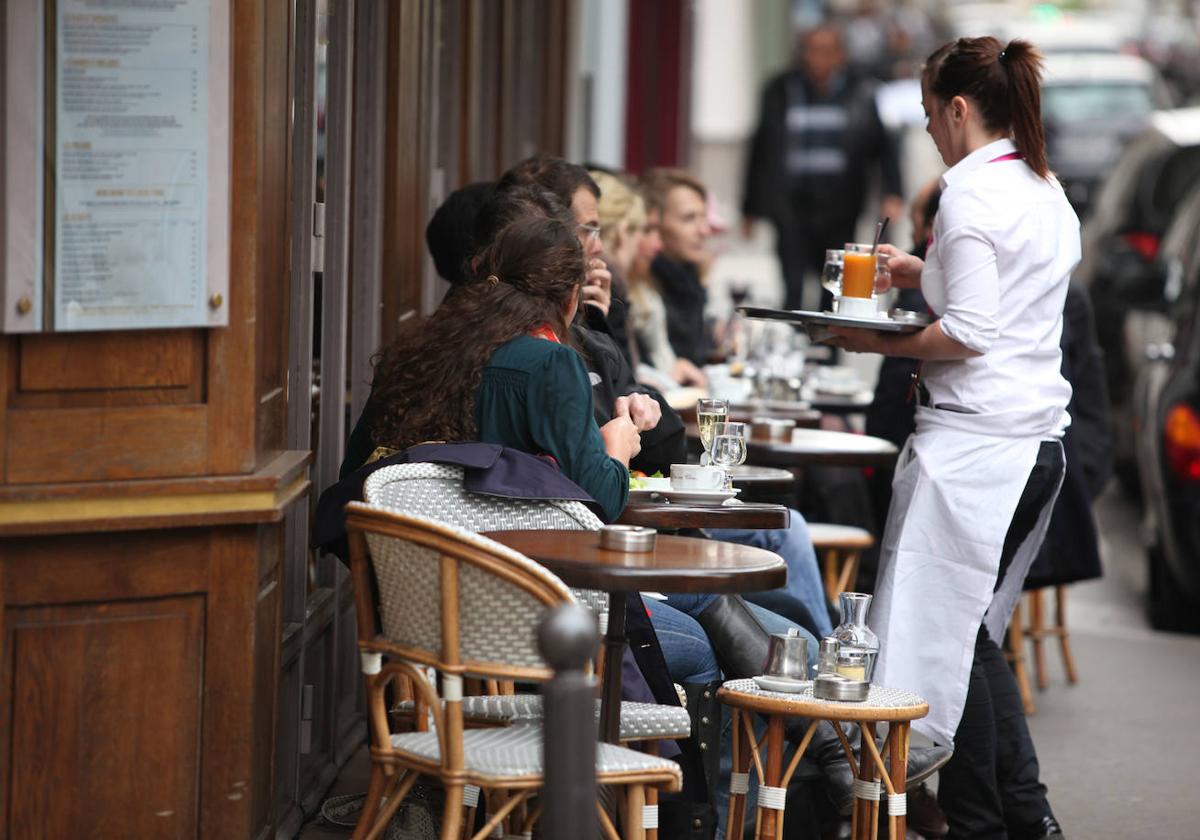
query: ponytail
[
  {"left": 924, "top": 36, "right": 1051, "bottom": 180},
  {"left": 999, "top": 40, "right": 1049, "bottom": 179}
]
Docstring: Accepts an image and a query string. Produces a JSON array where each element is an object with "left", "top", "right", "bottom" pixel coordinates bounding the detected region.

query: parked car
[
  {"left": 1074, "top": 108, "right": 1200, "bottom": 492},
  {"left": 1041, "top": 52, "right": 1171, "bottom": 216},
  {"left": 1132, "top": 184, "right": 1200, "bottom": 631}
]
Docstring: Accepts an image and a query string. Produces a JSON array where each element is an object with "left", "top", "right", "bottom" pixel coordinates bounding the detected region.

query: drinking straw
[{"left": 871, "top": 216, "right": 890, "bottom": 254}]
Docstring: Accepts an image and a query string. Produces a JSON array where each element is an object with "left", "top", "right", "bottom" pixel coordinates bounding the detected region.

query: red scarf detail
[{"left": 528, "top": 324, "right": 561, "bottom": 343}]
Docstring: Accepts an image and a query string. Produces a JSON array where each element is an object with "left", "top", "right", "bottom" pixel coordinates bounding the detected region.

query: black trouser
[
  {"left": 775, "top": 208, "right": 855, "bottom": 312},
  {"left": 939, "top": 440, "right": 1065, "bottom": 840}
]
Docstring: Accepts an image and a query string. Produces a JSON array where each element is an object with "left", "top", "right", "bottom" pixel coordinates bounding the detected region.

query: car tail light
[
  {"left": 1164, "top": 403, "right": 1200, "bottom": 482},
  {"left": 1121, "top": 231, "right": 1161, "bottom": 261}
]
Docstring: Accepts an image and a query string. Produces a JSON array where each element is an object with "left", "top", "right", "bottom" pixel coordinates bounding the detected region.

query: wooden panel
[
  {"left": 200, "top": 526, "right": 263, "bottom": 837},
  {"left": 6, "top": 597, "right": 205, "bottom": 839},
  {"left": 1, "top": 529, "right": 211, "bottom": 606},
  {"left": 382, "top": 0, "right": 429, "bottom": 342},
  {"left": 251, "top": 566, "right": 281, "bottom": 834},
  {"left": 18, "top": 331, "right": 197, "bottom": 392},
  {"left": 256, "top": 0, "right": 291, "bottom": 458},
  {"left": 205, "top": 0, "right": 268, "bottom": 477},
  {"left": 6, "top": 404, "right": 208, "bottom": 484}
]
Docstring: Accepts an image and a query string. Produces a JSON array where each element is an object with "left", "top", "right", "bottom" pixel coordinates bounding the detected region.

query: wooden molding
[{"left": 0, "top": 450, "right": 310, "bottom": 536}]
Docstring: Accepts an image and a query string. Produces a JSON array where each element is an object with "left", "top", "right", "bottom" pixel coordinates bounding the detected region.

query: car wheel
[{"left": 1148, "top": 542, "right": 1200, "bottom": 633}]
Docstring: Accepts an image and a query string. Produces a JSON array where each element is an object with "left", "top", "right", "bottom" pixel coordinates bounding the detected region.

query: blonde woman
[{"left": 591, "top": 170, "right": 706, "bottom": 387}]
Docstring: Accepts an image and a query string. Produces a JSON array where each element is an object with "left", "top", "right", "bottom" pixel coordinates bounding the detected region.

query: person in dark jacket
[
  {"left": 643, "top": 167, "right": 714, "bottom": 368},
  {"left": 742, "top": 23, "right": 904, "bottom": 312}
]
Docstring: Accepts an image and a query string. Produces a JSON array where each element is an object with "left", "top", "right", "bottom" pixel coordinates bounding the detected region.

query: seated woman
[{"left": 368, "top": 214, "right": 640, "bottom": 523}]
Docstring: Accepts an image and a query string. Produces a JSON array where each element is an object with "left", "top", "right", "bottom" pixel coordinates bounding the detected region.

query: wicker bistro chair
[
  {"left": 363, "top": 464, "right": 692, "bottom": 741},
  {"left": 345, "top": 505, "right": 682, "bottom": 840},
  {"left": 717, "top": 679, "right": 929, "bottom": 840}
]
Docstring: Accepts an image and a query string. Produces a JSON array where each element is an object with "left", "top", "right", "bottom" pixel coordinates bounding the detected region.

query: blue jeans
[
  {"left": 643, "top": 598, "right": 721, "bottom": 684},
  {"left": 708, "top": 511, "right": 834, "bottom": 638}
]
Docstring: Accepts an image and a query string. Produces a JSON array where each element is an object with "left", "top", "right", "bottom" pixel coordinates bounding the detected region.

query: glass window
[{"left": 1043, "top": 83, "right": 1154, "bottom": 125}]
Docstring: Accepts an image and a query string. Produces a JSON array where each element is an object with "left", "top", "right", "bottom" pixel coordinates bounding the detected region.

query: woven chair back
[
  {"left": 346, "top": 504, "right": 575, "bottom": 680},
  {"left": 362, "top": 462, "right": 608, "bottom": 617}
]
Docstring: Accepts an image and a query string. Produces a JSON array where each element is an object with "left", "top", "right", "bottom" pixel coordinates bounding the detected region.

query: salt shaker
[{"left": 816, "top": 637, "right": 840, "bottom": 677}]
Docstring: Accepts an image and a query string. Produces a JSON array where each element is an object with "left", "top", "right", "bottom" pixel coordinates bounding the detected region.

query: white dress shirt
[{"left": 920, "top": 138, "right": 1080, "bottom": 437}]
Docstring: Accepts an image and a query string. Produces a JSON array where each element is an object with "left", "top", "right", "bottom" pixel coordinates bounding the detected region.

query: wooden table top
[
  {"left": 686, "top": 426, "right": 898, "bottom": 469},
  {"left": 679, "top": 401, "right": 822, "bottom": 428},
  {"left": 617, "top": 500, "right": 789, "bottom": 530},
  {"left": 726, "top": 465, "right": 796, "bottom": 486},
  {"left": 743, "top": 427, "right": 899, "bottom": 469},
  {"left": 484, "top": 529, "right": 788, "bottom": 594},
  {"left": 803, "top": 390, "right": 874, "bottom": 415}
]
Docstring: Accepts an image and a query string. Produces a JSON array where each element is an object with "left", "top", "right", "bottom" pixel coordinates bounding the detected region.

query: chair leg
[
  {"left": 623, "top": 784, "right": 646, "bottom": 839},
  {"left": 823, "top": 549, "right": 840, "bottom": 603},
  {"left": 643, "top": 742, "right": 660, "bottom": 840},
  {"left": 440, "top": 784, "right": 464, "bottom": 840},
  {"left": 1029, "top": 589, "right": 1048, "bottom": 690},
  {"left": 1007, "top": 601, "right": 1035, "bottom": 715},
  {"left": 1056, "top": 585, "right": 1079, "bottom": 684},
  {"left": 836, "top": 550, "right": 862, "bottom": 598},
  {"left": 350, "top": 765, "right": 388, "bottom": 840},
  {"left": 726, "top": 709, "right": 752, "bottom": 840}
]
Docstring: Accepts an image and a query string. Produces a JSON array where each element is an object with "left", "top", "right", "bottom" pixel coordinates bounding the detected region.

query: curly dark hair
[{"left": 369, "top": 215, "right": 586, "bottom": 451}]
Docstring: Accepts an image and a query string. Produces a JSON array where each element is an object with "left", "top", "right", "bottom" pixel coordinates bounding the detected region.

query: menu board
[{"left": 50, "top": 0, "right": 228, "bottom": 331}]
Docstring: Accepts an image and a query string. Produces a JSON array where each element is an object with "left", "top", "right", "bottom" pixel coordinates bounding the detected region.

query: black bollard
[{"left": 537, "top": 604, "right": 599, "bottom": 839}]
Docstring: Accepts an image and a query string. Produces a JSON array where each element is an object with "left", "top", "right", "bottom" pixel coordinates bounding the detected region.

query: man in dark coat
[{"left": 742, "top": 23, "right": 903, "bottom": 312}]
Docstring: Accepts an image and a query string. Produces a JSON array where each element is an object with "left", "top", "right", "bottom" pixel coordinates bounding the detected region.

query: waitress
[{"left": 829, "top": 37, "right": 1074, "bottom": 840}]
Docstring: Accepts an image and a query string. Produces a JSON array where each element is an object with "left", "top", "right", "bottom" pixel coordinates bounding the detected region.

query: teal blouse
[{"left": 474, "top": 335, "right": 629, "bottom": 521}]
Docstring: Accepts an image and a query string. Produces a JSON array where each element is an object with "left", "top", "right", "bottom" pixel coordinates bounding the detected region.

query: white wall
[
  {"left": 566, "top": 0, "right": 629, "bottom": 169},
  {"left": 690, "top": 0, "right": 756, "bottom": 143}
]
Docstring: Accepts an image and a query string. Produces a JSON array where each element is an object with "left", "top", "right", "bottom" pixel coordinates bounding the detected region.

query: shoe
[
  {"left": 1036, "top": 815, "right": 1065, "bottom": 838},
  {"left": 792, "top": 723, "right": 953, "bottom": 817},
  {"left": 694, "top": 594, "right": 772, "bottom": 679},
  {"left": 907, "top": 782, "right": 948, "bottom": 838}
]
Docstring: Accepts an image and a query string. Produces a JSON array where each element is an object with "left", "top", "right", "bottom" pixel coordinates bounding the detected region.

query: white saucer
[
  {"left": 655, "top": 487, "right": 741, "bottom": 506},
  {"left": 753, "top": 674, "right": 812, "bottom": 694},
  {"left": 628, "top": 488, "right": 662, "bottom": 501}
]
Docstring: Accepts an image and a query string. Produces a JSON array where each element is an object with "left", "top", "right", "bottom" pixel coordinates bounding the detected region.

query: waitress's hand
[
  {"left": 824, "top": 326, "right": 887, "bottom": 354},
  {"left": 876, "top": 244, "right": 923, "bottom": 290}
]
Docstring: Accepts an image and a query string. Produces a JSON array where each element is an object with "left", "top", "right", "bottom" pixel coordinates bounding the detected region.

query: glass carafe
[{"left": 832, "top": 592, "right": 880, "bottom": 682}]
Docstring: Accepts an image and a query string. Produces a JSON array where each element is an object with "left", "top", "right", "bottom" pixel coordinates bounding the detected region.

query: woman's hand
[
  {"left": 876, "top": 243, "right": 924, "bottom": 290},
  {"left": 601, "top": 413, "right": 642, "bottom": 465},
  {"left": 614, "top": 394, "right": 662, "bottom": 432}
]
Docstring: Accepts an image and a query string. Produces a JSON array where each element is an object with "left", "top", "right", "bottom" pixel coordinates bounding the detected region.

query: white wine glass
[
  {"left": 710, "top": 421, "right": 749, "bottom": 491},
  {"left": 696, "top": 398, "right": 729, "bottom": 466}
]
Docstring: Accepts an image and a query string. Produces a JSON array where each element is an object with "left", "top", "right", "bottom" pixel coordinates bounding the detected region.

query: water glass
[
  {"left": 821, "top": 249, "right": 844, "bottom": 298},
  {"left": 710, "top": 421, "right": 749, "bottom": 489}
]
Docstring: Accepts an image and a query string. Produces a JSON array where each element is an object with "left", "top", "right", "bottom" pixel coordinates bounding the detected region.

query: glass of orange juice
[{"left": 841, "top": 243, "right": 877, "bottom": 299}]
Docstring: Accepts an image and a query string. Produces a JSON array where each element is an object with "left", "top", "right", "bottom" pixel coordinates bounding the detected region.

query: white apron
[{"left": 870, "top": 406, "right": 1064, "bottom": 746}]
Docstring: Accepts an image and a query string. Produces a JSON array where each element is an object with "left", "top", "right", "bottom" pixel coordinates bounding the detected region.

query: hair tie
[
  {"left": 998, "top": 49, "right": 1008, "bottom": 65},
  {"left": 486, "top": 274, "right": 500, "bottom": 286}
]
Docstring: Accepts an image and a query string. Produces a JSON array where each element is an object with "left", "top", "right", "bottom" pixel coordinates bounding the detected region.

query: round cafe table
[
  {"left": 484, "top": 529, "right": 787, "bottom": 743},
  {"left": 679, "top": 401, "right": 823, "bottom": 428},
  {"left": 688, "top": 426, "right": 899, "bottom": 469},
  {"left": 617, "top": 500, "right": 790, "bottom": 530}
]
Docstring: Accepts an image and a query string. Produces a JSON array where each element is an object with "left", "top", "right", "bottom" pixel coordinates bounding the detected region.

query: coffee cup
[
  {"left": 670, "top": 464, "right": 725, "bottom": 491},
  {"left": 764, "top": 628, "right": 810, "bottom": 680}
]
